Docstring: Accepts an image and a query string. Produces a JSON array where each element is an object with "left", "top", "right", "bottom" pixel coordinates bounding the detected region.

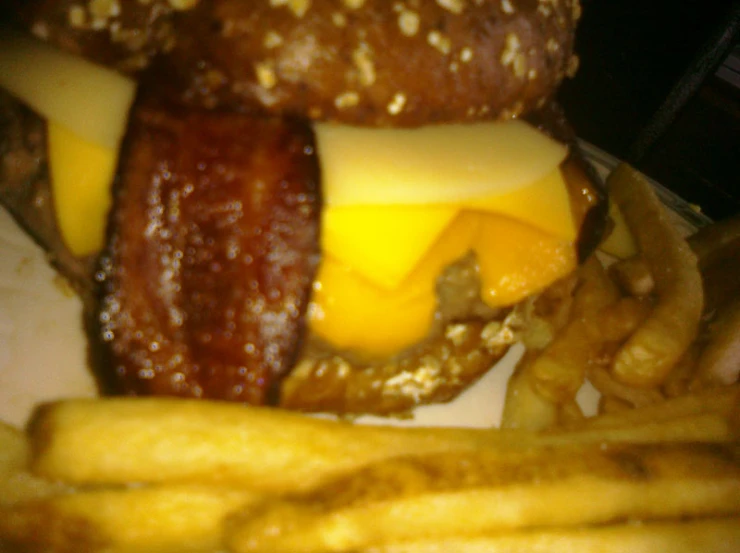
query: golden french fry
[
  {"left": 607, "top": 163, "right": 703, "bottom": 388},
  {"left": 557, "top": 400, "right": 585, "bottom": 427},
  {"left": 528, "top": 319, "right": 593, "bottom": 404},
  {"left": 598, "top": 394, "right": 632, "bottom": 415},
  {"left": 31, "top": 396, "right": 738, "bottom": 495},
  {"left": 227, "top": 443, "right": 740, "bottom": 553},
  {"left": 528, "top": 257, "right": 620, "bottom": 404},
  {"left": 596, "top": 296, "right": 652, "bottom": 343},
  {"left": 585, "top": 385, "right": 740, "bottom": 428},
  {"left": 501, "top": 352, "right": 558, "bottom": 431},
  {"left": 588, "top": 365, "right": 664, "bottom": 408},
  {"left": 548, "top": 413, "right": 737, "bottom": 444},
  {"left": 662, "top": 345, "right": 699, "bottom": 398},
  {"left": 28, "top": 398, "right": 514, "bottom": 491},
  {"left": 0, "top": 422, "right": 69, "bottom": 508},
  {"left": 0, "top": 422, "right": 27, "bottom": 476},
  {"left": 368, "top": 518, "right": 740, "bottom": 553},
  {"left": 609, "top": 256, "right": 654, "bottom": 297},
  {"left": 0, "top": 485, "right": 260, "bottom": 553},
  {"left": 569, "top": 256, "right": 621, "bottom": 319},
  {"left": 582, "top": 385, "right": 740, "bottom": 429}
]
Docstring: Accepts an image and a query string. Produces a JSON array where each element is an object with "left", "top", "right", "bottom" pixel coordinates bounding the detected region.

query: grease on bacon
[{"left": 96, "top": 104, "right": 321, "bottom": 404}]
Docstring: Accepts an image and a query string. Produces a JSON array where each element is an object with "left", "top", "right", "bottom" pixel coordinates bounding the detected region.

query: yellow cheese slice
[
  {"left": 0, "top": 29, "right": 136, "bottom": 255},
  {"left": 474, "top": 215, "right": 577, "bottom": 307},
  {"left": 467, "top": 168, "right": 576, "bottom": 241},
  {"left": 310, "top": 214, "right": 480, "bottom": 355},
  {"left": 321, "top": 205, "right": 458, "bottom": 290},
  {"left": 322, "top": 168, "right": 575, "bottom": 290},
  {"left": 314, "top": 120, "right": 568, "bottom": 206},
  {"left": 310, "top": 211, "right": 576, "bottom": 355},
  {"left": 309, "top": 256, "right": 437, "bottom": 357},
  {"left": 0, "top": 29, "right": 135, "bottom": 149},
  {"left": 47, "top": 122, "right": 117, "bottom": 256}
]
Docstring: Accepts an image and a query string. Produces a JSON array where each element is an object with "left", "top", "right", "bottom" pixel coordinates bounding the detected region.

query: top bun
[
  {"left": 25, "top": 0, "right": 581, "bottom": 126},
  {"left": 177, "top": 0, "right": 582, "bottom": 126}
]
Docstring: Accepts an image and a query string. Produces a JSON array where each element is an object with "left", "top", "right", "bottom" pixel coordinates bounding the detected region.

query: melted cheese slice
[
  {"left": 0, "top": 29, "right": 135, "bottom": 255},
  {"left": 0, "top": 29, "right": 135, "bottom": 149},
  {"left": 311, "top": 122, "right": 577, "bottom": 355},
  {"left": 47, "top": 122, "right": 117, "bottom": 256},
  {"left": 311, "top": 211, "right": 576, "bottom": 355},
  {"left": 323, "top": 168, "right": 575, "bottom": 290}
]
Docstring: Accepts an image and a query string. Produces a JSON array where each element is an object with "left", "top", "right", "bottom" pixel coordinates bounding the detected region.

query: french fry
[
  {"left": 588, "top": 365, "right": 664, "bottom": 408},
  {"left": 596, "top": 296, "right": 652, "bottom": 343},
  {"left": 0, "top": 485, "right": 260, "bottom": 553},
  {"left": 28, "top": 398, "right": 521, "bottom": 491},
  {"left": 607, "top": 163, "right": 703, "bottom": 388},
  {"left": 598, "top": 395, "right": 632, "bottom": 415},
  {"left": 528, "top": 257, "right": 620, "bottom": 404},
  {"left": 581, "top": 385, "right": 740, "bottom": 429},
  {"left": 30, "top": 397, "right": 739, "bottom": 495},
  {"left": 546, "top": 413, "right": 736, "bottom": 444},
  {"left": 528, "top": 318, "right": 593, "bottom": 404},
  {"left": 0, "top": 422, "right": 27, "bottom": 476},
  {"left": 557, "top": 400, "right": 585, "bottom": 427},
  {"left": 500, "top": 352, "right": 558, "bottom": 431},
  {"left": 569, "top": 255, "right": 621, "bottom": 319},
  {"left": 0, "top": 422, "right": 69, "bottom": 508},
  {"left": 662, "top": 345, "right": 699, "bottom": 398},
  {"left": 227, "top": 443, "right": 740, "bottom": 553},
  {"left": 367, "top": 517, "right": 740, "bottom": 553},
  {"left": 609, "top": 256, "right": 654, "bottom": 297}
]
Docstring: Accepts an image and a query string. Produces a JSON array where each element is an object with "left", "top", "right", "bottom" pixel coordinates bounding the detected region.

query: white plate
[{"left": 0, "top": 145, "right": 705, "bottom": 429}]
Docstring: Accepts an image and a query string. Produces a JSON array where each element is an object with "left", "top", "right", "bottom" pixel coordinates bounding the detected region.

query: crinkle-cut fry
[
  {"left": 226, "top": 443, "right": 740, "bottom": 553},
  {"left": 501, "top": 352, "right": 559, "bottom": 431},
  {"left": 607, "top": 164, "right": 703, "bottom": 388},
  {"left": 529, "top": 319, "right": 593, "bottom": 404},
  {"left": 0, "top": 485, "right": 260, "bottom": 553},
  {"left": 596, "top": 296, "right": 652, "bottom": 343},
  {"left": 588, "top": 365, "right": 664, "bottom": 408},
  {"left": 528, "top": 257, "right": 620, "bottom": 404},
  {"left": 367, "top": 517, "right": 740, "bottom": 553},
  {"left": 530, "top": 295, "right": 649, "bottom": 407}
]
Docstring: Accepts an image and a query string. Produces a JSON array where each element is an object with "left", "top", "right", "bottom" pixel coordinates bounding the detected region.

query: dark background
[{"left": 558, "top": 0, "right": 740, "bottom": 220}]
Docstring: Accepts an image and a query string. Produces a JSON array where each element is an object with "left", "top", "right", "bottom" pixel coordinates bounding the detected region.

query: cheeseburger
[{"left": 0, "top": 0, "right": 606, "bottom": 414}]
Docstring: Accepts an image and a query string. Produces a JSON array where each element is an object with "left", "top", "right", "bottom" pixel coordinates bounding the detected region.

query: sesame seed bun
[
  {"left": 171, "top": 0, "right": 582, "bottom": 125},
  {"left": 24, "top": 0, "right": 582, "bottom": 126}
]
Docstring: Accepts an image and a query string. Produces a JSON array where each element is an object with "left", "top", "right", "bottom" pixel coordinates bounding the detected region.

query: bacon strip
[{"left": 97, "top": 105, "right": 320, "bottom": 404}]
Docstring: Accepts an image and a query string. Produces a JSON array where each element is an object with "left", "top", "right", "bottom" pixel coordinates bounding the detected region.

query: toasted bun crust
[
  {"left": 25, "top": 0, "right": 581, "bottom": 126},
  {"left": 179, "top": 0, "right": 582, "bottom": 125}
]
